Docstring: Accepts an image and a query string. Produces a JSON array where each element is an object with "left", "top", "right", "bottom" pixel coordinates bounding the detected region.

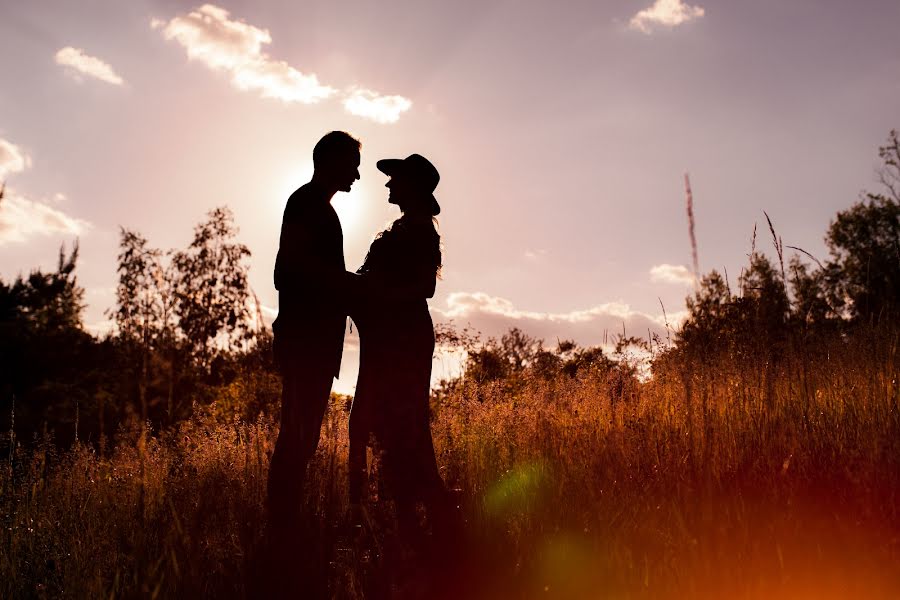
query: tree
[
  {"left": 787, "top": 256, "right": 833, "bottom": 328},
  {"left": 111, "top": 229, "right": 169, "bottom": 346},
  {"left": 824, "top": 130, "right": 900, "bottom": 322},
  {"left": 441, "top": 325, "right": 615, "bottom": 388},
  {"left": 557, "top": 341, "right": 614, "bottom": 378},
  {"left": 463, "top": 328, "right": 540, "bottom": 384},
  {"left": 678, "top": 269, "right": 733, "bottom": 353},
  {"left": 170, "top": 207, "right": 253, "bottom": 371},
  {"left": 465, "top": 340, "right": 510, "bottom": 384},
  {"left": 110, "top": 207, "right": 260, "bottom": 426},
  {"left": 111, "top": 229, "right": 173, "bottom": 421},
  {"left": 738, "top": 252, "right": 790, "bottom": 336},
  {"left": 0, "top": 243, "right": 104, "bottom": 446},
  {"left": 500, "top": 327, "right": 539, "bottom": 372},
  {"left": 4, "top": 243, "right": 86, "bottom": 332}
]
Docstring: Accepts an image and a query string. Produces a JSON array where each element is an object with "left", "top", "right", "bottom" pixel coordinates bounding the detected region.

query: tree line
[
  {"left": 1, "top": 131, "right": 897, "bottom": 449},
  {"left": 0, "top": 207, "right": 279, "bottom": 449}
]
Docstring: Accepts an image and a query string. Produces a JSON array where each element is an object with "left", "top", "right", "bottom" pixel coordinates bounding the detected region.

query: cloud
[
  {"left": 343, "top": 88, "right": 412, "bottom": 124},
  {"left": 649, "top": 263, "right": 695, "bottom": 285},
  {"left": 55, "top": 47, "right": 125, "bottom": 85},
  {"left": 0, "top": 135, "right": 90, "bottom": 244},
  {"left": 0, "top": 137, "right": 30, "bottom": 179},
  {"left": 433, "top": 291, "right": 684, "bottom": 348},
  {"left": 153, "top": 4, "right": 334, "bottom": 104},
  {"left": 0, "top": 189, "right": 91, "bottom": 245},
  {"left": 153, "top": 5, "right": 412, "bottom": 122},
  {"left": 629, "top": 0, "right": 705, "bottom": 34},
  {"left": 524, "top": 248, "right": 548, "bottom": 261}
]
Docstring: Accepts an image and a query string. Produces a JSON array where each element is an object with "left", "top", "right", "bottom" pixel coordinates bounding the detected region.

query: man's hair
[{"left": 313, "top": 131, "right": 361, "bottom": 168}]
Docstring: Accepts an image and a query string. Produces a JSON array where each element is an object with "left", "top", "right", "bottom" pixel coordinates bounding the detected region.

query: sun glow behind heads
[
  {"left": 272, "top": 162, "right": 311, "bottom": 223},
  {"left": 332, "top": 182, "right": 367, "bottom": 236},
  {"left": 273, "top": 162, "right": 369, "bottom": 237}
]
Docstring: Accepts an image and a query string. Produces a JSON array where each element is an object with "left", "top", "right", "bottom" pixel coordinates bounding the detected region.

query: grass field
[{"left": 2, "top": 324, "right": 898, "bottom": 599}]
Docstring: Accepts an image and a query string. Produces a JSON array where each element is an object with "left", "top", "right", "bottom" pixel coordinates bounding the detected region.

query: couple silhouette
[{"left": 265, "top": 131, "right": 457, "bottom": 598}]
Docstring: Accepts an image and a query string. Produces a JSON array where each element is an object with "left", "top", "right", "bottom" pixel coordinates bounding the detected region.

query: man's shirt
[{"left": 273, "top": 182, "right": 347, "bottom": 377}]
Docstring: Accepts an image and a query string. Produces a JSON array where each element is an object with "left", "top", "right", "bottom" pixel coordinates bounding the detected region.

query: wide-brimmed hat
[{"left": 376, "top": 153, "right": 441, "bottom": 216}]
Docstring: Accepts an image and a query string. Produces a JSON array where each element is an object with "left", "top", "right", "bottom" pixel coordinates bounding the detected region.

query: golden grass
[{"left": 2, "top": 327, "right": 898, "bottom": 599}]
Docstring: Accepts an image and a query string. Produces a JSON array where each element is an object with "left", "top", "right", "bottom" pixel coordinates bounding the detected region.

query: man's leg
[
  {"left": 267, "top": 363, "right": 333, "bottom": 522},
  {"left": 291, "top": 362, "right": 334, "bottom": 489},
  {"left": 264, "top": 362, "right": 334, "bottom": 598},
  {"left": 267, "top": 370, "right": 300, "bottom": 529}
]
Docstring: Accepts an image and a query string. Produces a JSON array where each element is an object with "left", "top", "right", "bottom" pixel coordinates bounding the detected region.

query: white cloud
[
  {"left": 433, "top": 291, "right": 683, "bottom": 348},
  {"left": 650, "top": 263, "right": 695, "bottom": 285},
  {"left": 153, "top": 5, "right": 412, "bottom": 122},
  {"left": 0, "top": 189, "right": 91, "bottom": 245},
  {"left": 0, "top": 137, "right": 30, "bottom": 180},
  {"left": 0, "top": 136, "right": 90, "bottom": 245},
  {"left": 629, "top": 0, "right": 705, "bottom": 34},
  {"left": 343, "top": 88, "right": 412, "bottom": 124},
  {"left": 54, "top": 47, "right": 125, "bottom": 85},
  {"left": 153, "top": 4, "right": 334, "bottom": 104}
]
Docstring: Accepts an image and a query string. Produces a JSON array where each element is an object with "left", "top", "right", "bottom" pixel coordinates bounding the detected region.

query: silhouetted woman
[{"left": 348, "top": 153, "right": 453, "bottom": 542}]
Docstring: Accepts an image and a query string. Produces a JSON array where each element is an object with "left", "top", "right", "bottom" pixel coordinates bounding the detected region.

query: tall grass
[{"left": 2, "top": 324, "right": 898, "bottom": 598}]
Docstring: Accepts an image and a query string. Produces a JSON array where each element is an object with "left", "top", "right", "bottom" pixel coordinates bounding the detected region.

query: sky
[{"left": 2, "top": 0, "right": 899, "bottom": 392}]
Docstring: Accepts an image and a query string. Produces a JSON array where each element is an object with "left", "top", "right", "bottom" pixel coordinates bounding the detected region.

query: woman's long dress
[{"left": 348, "top": 215, "right": 445, "bottom": 511}]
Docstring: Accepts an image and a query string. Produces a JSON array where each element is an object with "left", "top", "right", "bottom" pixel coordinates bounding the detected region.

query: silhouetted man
[{"left": 266, "top": 132, "right": 360, "bottom": 587}]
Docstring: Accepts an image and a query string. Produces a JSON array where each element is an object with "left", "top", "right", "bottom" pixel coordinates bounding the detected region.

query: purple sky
[{"left": 2, "top": 0, "right": 899, "bottom": 392}]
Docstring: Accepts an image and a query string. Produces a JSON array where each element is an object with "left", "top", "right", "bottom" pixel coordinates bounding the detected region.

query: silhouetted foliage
[
  {"left": 112, "top": 229, "right": 171, "bottom": 345},
  {"left": 5, "top": 130, "right": 899, "bottom": 464},
  {"left": 823, "top": 136, "right": 899, "bottom": 322},
  {"left": 0, "top": 243, "right": 111, "bottom": 447},
  {"left": 110, "top": 228, "right": 175, "bottom": 422},
  {"left": 787, "top": 256, "right": 835, "bottom": 329},
  {"left": 2, "top": 243, "right": 85, "bottom": 331},
  {"left": 673, "top": 130, "right": 899, "bottom": 371},
  {"left": 171, "top": 207, "right": 253, "bottom": 370},
  {"left": 0, "top": 207, "right": 274, "bottom": 451},
  {"left": 105, "top": 207, "right": 265, "bottom": 429},
  {"left": 433, "top": 325, "right": 621, "bottom": 406}
]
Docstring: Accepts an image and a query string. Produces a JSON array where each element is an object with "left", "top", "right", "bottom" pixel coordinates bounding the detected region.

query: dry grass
[{"left": 2, "top": 326, "right": 898, "bottom": 599}]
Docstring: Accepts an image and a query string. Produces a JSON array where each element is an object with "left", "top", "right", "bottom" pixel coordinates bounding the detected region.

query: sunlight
[
  {"left": 331, "top": 183, "right": 367, "bottom": 235},
  {"left": 272, "top": 162, "right": 312, "bottom": 220},
  {"left": 273, "top": 163, "right": 368, "bottom": 236}
]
